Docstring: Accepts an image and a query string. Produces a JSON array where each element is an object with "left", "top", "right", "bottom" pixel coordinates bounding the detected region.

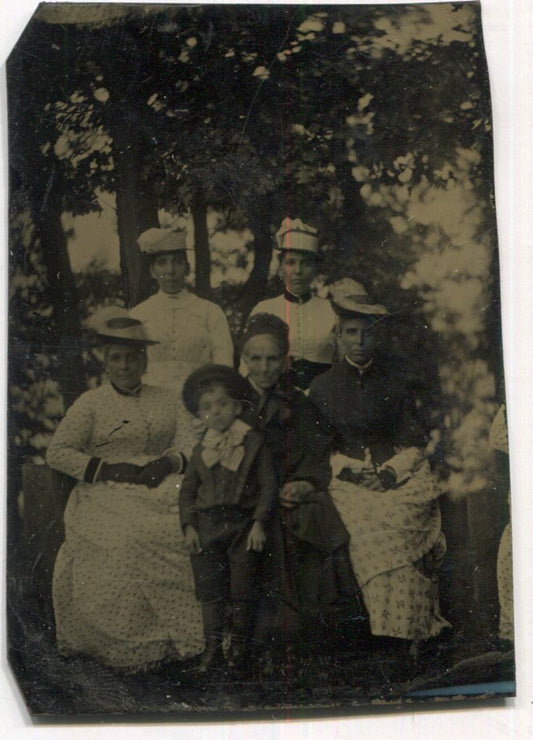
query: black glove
[
  {"left": 137, "top": 456, "right": 174, "bottom": 488},
  {"left": 378, "top": 467, "right": 397, "bottom": 491},
  {"left": 100, "top": 462, "right": 144, "bottom": 484}
]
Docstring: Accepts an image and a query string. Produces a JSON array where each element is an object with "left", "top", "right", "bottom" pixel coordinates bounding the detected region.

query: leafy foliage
[{"left": 8, "top": 4, "right": 503, "bottom": 502}]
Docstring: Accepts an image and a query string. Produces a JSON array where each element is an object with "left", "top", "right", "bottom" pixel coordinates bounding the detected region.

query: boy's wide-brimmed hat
[
  {"left": 275, "top": 218, "right": 320, "bottom": 257},
  {"left": 137, "top": 227, "right": 188, "bottom": 255},
  {"left": 183, "top": 364, "right": 250, "bottom": 415},
  {"left": 329, "top": 279, "right": 388, "bottom": 318},
  {"left": 90, "top": 307, "right": 158, "bottom": 346}
]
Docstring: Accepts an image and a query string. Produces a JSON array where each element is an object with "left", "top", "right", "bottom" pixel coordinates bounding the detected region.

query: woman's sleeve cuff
[
  {"left": 84, "top": 457, "right": 103, "bottom": 484},
  {"left": 164, "top": 450, "right": 188, "bottom": 475}
]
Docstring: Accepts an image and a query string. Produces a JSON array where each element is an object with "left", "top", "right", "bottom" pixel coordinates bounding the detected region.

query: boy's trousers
[{"left": 190, "top": 507, "right": 260, "bottom": 604}]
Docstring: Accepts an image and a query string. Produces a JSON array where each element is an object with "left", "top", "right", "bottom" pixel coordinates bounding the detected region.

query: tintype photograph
[{"left": 6, "top": 1, "right": 514, "bottom": 717}]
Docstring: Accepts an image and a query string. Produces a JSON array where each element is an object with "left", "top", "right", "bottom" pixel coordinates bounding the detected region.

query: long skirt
[
  {"left": 497, "top": 523, "right": 513, "bottom": 641},
  {"left": 256, "top": 493, "right": 363, "bottom": 648},
  {"left": 329, "top": 462, "right": 450, "bottom": 641},
  {"left": 53, "top": 476, "right": 204, "bottom": 672}
]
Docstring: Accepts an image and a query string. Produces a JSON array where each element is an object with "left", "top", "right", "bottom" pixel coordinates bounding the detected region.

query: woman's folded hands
[
  {"left": 99, "top": 462, "right": 144, "bottom": 484},
  {"left": 330, "top": 453, "right": 367, "bottom": 480},
  {"left": 279, "top": 480, "right": 316, "bottom": 508},
  {"left": 330, "top": 453, "right": 398, "bottom": 491},
  {"left": 136, "top": 456, "right": 175, "bottom": 488},
  {"left": 99, "top": 456, "right": 177, "bottom": 487}
]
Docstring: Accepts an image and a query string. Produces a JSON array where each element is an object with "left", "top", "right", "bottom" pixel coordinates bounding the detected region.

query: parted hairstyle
[{"left": 239, "top": 313, "right": 289, "bottom": 357}]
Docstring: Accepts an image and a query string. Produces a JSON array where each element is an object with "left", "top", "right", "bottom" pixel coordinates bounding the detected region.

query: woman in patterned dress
[
  {"left": 46, "top": 310, "right": 204, "bottom": 673},
  {"left": 310, "top": 280, "right": 450, "bottom": 646}
]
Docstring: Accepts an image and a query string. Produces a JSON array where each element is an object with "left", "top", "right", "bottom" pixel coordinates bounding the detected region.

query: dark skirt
[{"left": 256, "top": 493, "right": 367, "bottom": 652}]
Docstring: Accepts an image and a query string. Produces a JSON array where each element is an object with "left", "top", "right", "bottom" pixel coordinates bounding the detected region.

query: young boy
[{"left": 180, "top": 364, "right": 277, "bottom": 673}]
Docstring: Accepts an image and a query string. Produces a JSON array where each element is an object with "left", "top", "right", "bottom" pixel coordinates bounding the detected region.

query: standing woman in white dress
[
  {"left": 248, "top": 218, "right": 337, "bottom": 390},
  {"left": 46, "top": 310, "right": 204, "bottom": 673},
  {"left": 130, "top": 227, "right": 234, "bottom": 393}
]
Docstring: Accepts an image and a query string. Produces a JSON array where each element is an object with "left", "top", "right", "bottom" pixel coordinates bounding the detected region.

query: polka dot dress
[
  {"left": 46, "top": 383, "right": 204, "bottom": 672},
  {"left": 329, "top": 461, "right": 450, "bottom": 640},
  {"left": 497, "top": 523, "right": 513, "bottom": 641},
  {"left": 490, "top": 405, "right": 514, "bottom": 642}
]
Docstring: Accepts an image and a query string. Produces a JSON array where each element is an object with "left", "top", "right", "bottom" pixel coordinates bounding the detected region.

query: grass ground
[{"left": 7, "top": 584, "right": 514, "bottom": 718}]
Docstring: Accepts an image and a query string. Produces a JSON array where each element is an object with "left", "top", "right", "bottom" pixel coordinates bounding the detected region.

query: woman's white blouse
[
  {"left": 250, "top": 294, "right": 336, "bottom": 364},
  {"left": 130, "top": 290, "right": 234, "bottom": 389},
  {"left": 46, "top": 383, "right": 197, "bottom": 481}
]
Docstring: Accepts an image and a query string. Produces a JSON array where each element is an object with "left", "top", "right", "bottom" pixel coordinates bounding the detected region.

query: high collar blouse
[
  {"left": 249, "top": 292, "right": 336, "bottom": 365},
  {"left": 130, "top": 290, "right": 234, "bottom": 389}
]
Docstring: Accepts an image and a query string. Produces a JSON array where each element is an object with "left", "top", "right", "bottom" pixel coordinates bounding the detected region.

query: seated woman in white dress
[
  {"left": 46, "top": 309, "right": 204, "bottom": 673},
  {"left": 249, "top": 218, "right": 336, "bottom": 390},
  {"left": 130, "top": 228, "right": 234, "bottom": 392},
  {"left": 310, "top": 280, "right": 450, "bottom": 651}
]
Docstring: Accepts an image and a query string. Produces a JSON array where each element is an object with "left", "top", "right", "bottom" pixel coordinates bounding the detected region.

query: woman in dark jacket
[
  {"left": 239, "top": 313, "right": 358, "bottom": 653},
  {"left": 310, "top": 280, "right": 450, "bottom": 646}
]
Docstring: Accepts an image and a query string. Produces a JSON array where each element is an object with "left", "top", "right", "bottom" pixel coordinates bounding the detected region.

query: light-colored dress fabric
[
  {"left": 130, "top": 289, "right": 233, "bottom": 392},
  {"left": 489, "top": 404, "right": 513, "bottom": 642},
  {"left": 497, "top": 523, "right": 513, "bottom": 641},
  {"left": 46, "top": 383, "right": 204, "bottom": 671},
  {"left": 250, "top": 294, "right": 336, "bottom": 365},
  {"left": 329, "top": 461, "right": 450, "bottom": 640}
]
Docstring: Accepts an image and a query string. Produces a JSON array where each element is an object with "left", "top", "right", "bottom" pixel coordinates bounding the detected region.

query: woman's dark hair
[{"left": 239, "top": 313, "right": 289, "bottom": 357}]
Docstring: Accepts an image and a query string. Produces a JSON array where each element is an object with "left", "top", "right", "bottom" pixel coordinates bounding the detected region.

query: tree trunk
[
  {"left": 112, "top": 132, "right": 159, "bottom": 308},
  {"left": 332, "top": 146, "right": 376, "bottom": 269},
  {"left": 235, "top": 195, "right": 275, "bottom": 329},
  {"left": 102, "top": 32, "right": 160, "bottom": 309},
  {"left": 32, "top": 160, "right": 87, "bottom": 409},
  {"left": 191, "top": 190, "right": 211, "bottom": 298}
]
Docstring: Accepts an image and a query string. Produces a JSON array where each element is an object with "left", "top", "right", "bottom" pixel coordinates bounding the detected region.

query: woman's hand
[
  {"left": 330, "top": 453, "right": 367, "bottom": 479},
  {"left": 136, "top": 456, "right": 174, "bottom": 488},
  {"left": 246, "top": 521, "right": 266, "bottom": 552},
  {"left": 360, "top": 469, "right": 387, "bottom": 491},
  {"left": 279, "top": 480, "right": 314, "bottom": 508},
  {"left": 377, "top": 466, "right": 397, "bottom": 490},
  {"left": 184, "top": 525, "right": 202, "bottom": 555},
  {"left": 100, "top": 462, "right": 144, "bottom": 484}
]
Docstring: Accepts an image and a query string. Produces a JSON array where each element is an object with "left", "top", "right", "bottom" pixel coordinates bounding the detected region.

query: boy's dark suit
[{"left": 179, "top": 427, "right": 277, "bottom": 665}]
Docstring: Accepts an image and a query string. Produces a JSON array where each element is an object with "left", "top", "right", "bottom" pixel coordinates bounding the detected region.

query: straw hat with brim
[
  {"left": 183, "top": 364, "right": 250, "bottom": 415},
  {"left": 96, "top": 316, "right": 159, "bottom": 346},
  {"left": 137, "top": 227, "right": 190, "bottom": 255},
  {"left": 275, "top": 218, "right": 321, "bottom": 258},
  {"left": 329, "top": 279, "right": 388, "bottom": 318}
]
